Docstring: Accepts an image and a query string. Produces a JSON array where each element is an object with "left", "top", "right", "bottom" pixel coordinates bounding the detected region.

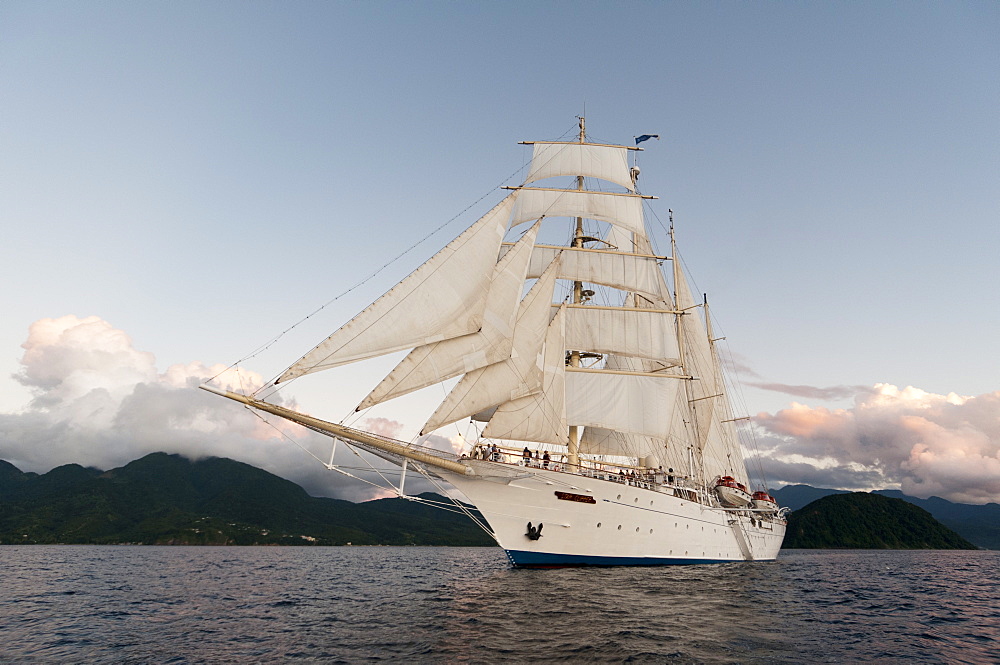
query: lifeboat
[
  {"left": 714, "top": 476, "right": 751, "bottom": 507},
  {"left": 751, "top": 490, "right": 779, "bottom": 514}
]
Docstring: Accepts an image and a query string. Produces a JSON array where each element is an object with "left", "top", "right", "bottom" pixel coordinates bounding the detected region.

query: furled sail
[
  {"left": 276, "top": 194, "right": 515, "bottom": 383},
  {"left": 420, "top": 256, "right": 560, "bottom": 434},
  {"left": 355, "top": 222, "right": 540, "bottom": 410},
  {"left": 524, "top": 142, "right": 635, "bottom": 192},
  {"left": 482, "top": 305, "right": 568, "bottom": 445},
  {"left": 509, "top": 188, "right": 646, "bottom": 238}
]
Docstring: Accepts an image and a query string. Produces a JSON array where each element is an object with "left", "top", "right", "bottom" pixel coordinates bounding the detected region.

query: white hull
[{"left": 442, "top": 461, "right": 785, "bottom": 566}]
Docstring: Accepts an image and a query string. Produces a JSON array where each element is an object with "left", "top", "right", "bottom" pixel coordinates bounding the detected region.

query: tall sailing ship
[{"left": 203, "top": 120, "right": 787, "bottom": 566}]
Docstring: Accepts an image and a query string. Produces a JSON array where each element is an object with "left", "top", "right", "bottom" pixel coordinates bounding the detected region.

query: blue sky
[{"left": 2, "top": 2, "right": 998, "bottom": 502}]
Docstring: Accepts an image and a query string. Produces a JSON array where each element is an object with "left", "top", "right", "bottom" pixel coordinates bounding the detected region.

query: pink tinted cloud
[
  {"left": 362, "top": 417, "right": 405, "bottom": 440},
  {"left": 755, "top": 383, "right": 1000, "bottom": 504}
]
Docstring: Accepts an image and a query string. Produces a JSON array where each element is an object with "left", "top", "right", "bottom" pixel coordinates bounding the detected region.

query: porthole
[
  {"left": 617, "top": 525, "right": 622, "bottom": 530},
  {"left": 597, "top": 522, "right": 602, "bottom": 528},
  {"left": 649, "top": 501, "right": 653, "bottom": 506},
  {"left": 635, "top": 527, "right": 640, "bottom": 532},
  {"left": 686, "top": 524, "right": 689, "bottom": 530},
  {"left": 649, "top": 529, "right": 653, "bottom": 534},
  {"left": 617, "top": 494, "right": 621, "bottom": 500}
]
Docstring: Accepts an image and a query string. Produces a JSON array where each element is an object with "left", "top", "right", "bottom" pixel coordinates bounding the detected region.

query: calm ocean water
[{"left": 1, "top": 546, "right": 996, "bottom": 664}]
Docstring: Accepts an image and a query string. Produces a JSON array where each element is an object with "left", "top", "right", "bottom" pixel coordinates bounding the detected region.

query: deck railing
[{"left": 466, "top": 443, "right": 702, "bottom": 499}]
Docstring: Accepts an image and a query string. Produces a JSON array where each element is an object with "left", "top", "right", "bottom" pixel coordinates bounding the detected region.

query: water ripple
[{"left": 0, "top": 546, "right": 996, "bottom": 663}]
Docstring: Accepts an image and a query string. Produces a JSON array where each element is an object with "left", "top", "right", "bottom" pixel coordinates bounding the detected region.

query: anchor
[{"left": 525, "top": 522, "right": 543, "bottom": 540}]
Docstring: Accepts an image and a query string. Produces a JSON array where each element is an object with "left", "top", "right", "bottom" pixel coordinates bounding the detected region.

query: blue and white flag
[{"left": 635, "top": 134, "right": 660, "bottom": 145}]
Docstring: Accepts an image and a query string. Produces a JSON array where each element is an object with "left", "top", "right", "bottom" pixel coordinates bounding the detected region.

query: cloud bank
[
  {"left": 4, "top": 316, "right": 998, "bottom": 506},
  {"left": 0, "top": 315, "right": 436, "bottom": 501},
  {"left": 754, "top": 384, "right": 1000, "bottom": 504}
]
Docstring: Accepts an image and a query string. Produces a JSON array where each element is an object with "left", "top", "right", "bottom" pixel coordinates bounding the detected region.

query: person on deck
[
  {"left": 542, "top": 451, "right": 550, "bottom": 469},
  {"left": 523, "top": 447, "right": 531, "bottom": 465}
]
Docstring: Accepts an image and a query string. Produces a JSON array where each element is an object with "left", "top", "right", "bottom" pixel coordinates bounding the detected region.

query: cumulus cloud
[
  {"left": 754, "top": 383, "right": 1000, "bottom": 504},
  {"left": 0, "top": 315, "right": 438, "bottom": 502}
]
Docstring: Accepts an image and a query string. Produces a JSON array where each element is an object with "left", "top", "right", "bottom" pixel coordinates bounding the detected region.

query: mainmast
[{"left": 567, "top": 115, "right": 586, "bottom": 469}]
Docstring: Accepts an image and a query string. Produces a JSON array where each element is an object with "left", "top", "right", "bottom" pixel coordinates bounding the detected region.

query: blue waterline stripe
[{"left": 505, "top": 549, "right": 730, "bottom": 567}]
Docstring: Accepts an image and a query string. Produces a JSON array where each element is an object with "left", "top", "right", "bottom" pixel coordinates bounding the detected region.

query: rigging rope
[
  {"left": 246, "top": 404, "right": 498, "bottom": 540},
  {"left": 247, "top": 124, "right": 584, "bottom": 396},
  {"left": 207, "top": 163, "right": 535, "bottom": 394}
]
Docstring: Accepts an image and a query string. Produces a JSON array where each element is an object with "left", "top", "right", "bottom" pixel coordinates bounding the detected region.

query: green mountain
[
  {"left": 771, "top": 484, "right": 999, "bottom": 549},
  {"left": 769, "top": 484, "right": 849, "bottom": 510},
  {"left": 5, "top": 454, "right": 989, "bottom": 551},
  {"left": 0, "top": 453, "right": 494, "bottom": 546},
  {"left": 873, "top": 490, "right": 1000, "bottom": 551},
  {"left": 783, "top": 492, "right": 977, "bottom": 549}
]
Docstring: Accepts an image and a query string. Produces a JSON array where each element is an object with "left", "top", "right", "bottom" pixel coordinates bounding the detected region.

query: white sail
[
  {"left": 277, "top": 194, "right": 515, "bottom": 383},
  {"left": 356, "top": 222, "right": 540, "bottom": 410},
  {"left": 563, "top": 305, "right": 679, "bottom": 364},
  {"left": 605, "top": 225, "right": 675, "bottom": 307},
  {"left": 524, "top": 142, "right": 635, "bottom": 192},
  {"left": 482, "top": 305, "right": 568, "bottom": 445},
  {"left": 510, "top": 188, "right": 646, "bottom": 238},
  {"left": 420, "top": 257, "right": 560, "bottom": 434},
  {"left": 578, "top": 427, "right": 653, "bottom": 458},
  {"left": 520, "top": 245, "right": 665, "bottom": 301},
  {"left": 565, "top": 370, "right": 681, "bottom": 440},
  {"left": 702, "top": 415, "right": 747, "bottom": 481},
  {"left": 674, "top": 266, "right": 749, "bottom": 486},
  {"left": 578, "top": 427, "right": 688, "bottom": 472}
]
